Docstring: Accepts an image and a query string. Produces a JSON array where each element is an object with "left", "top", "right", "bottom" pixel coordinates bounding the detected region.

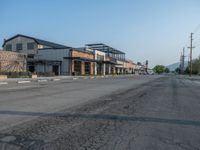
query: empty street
[{"left": 0, "top": 75, "right": 200, "bottom": 150}]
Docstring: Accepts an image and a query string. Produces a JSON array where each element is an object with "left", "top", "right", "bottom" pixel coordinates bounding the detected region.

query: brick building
[
  {"left": 0, "top": 51, "right": 26, "bottom": 72},
  {"left": 68, "top": 49, "right": 95, "bottom": 75}
]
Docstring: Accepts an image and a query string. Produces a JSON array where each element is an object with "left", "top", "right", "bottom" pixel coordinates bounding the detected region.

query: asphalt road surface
[{"left": 0, "top": 75, "right": 200, "bottom": 150}]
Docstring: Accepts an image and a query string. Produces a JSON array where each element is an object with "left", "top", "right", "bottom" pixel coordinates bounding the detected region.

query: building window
[
  {"left": 27, "top": 42, "right": 35, "bottom": 50},
  {"left": 97, "top": 54, "right": 104, "bottom": 61},
  {"left": 16, "top": 43, "right": 23, "bottom": 51},
  {"left": 85, "top": 62, "right": 91, "bottom": 75},
  {"left": 74, "top": 61, "right": 81, "bottom": 75},
  {"left": 6, "top": 44, "right": 12, "bottom": 51},
  {"left": 38, "top": 45, "right": 44, "bottom": 49}
]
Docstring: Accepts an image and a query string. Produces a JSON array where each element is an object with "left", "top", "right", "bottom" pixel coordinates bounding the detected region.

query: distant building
[
  {"left": 86, "top": 43, "right": 126, "bottom": 74},
  {"left": 2, "top": 35, "right": 138, "bottom": 76},
  {"left": 2, "top": 34, "right": 70, "bottom": 58},
  {"left": 34, "top": 48, "right": 70, "bottom": 75},
  {"left": 124, "top": 60, "right": 137, "bottom": 74},
  {"left": 69, "top": 48, "right": 95, "bottom": 75},
  {"left": 2, "top": 34, "right": 71, "bottom": 74}
]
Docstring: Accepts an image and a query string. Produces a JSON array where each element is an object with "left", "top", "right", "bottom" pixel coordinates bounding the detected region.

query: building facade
[
  {"left": 2, "top": 34, "right": 141, "bottom": 76},
  {"left": 69, "top": 49, "right": 95, "bottom": 75},
  {"left": 2, "top": 34, "right": 71, "bottom": 74},
  {"left": 93, "top": 50, "right": 106, "bottom": 75},
  {"left": 86, "top": 43, "right": 127, "bottom": 75},
  {"left": 35, "top": 48, "right": 71, "bottom": 75},
  {"left": 2, "top": 34, "right": 70, "bottom": 57}
]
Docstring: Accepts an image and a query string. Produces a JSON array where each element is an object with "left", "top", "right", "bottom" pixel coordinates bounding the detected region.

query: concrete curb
[{"left": 0, "top": 75, "right": 138, "bottom": 85}]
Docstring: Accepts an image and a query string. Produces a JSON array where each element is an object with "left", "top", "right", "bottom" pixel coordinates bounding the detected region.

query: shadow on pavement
[{"left": 0, "top": 110, "right": 200, "bottom": 127}]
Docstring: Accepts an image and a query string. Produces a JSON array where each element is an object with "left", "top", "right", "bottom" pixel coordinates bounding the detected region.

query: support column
[
  {"left": 103, "top": 63, "right": 106, "bottom": 76},
  {"left": 90, "top": 62, "right": 94, "bottom": 75},
  {"left": 81, "top": 61, "right": 85, "bottom": 75},
  {"left": 71, "top": 60, "right": 74, "bottom": 75},
  {"left": 94, "top": 62, "right": 97, "bottom": 75},
  {"left": 108, "top": 64, "right": 111, "bottom": 74}
]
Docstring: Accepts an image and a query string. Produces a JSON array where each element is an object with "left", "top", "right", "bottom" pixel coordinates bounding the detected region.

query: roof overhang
[{"left": 63, "top": 57, "right": 104, "bottom": 63}]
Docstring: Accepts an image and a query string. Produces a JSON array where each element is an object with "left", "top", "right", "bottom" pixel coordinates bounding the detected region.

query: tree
[
  {"left": 192, "top": 56, "right": 200, "bottom": 74},
  {"left": 153, "top": 65, "right": 166, "bottom": 74},
  {"left": 165, "top": 68, "right": 170, "bottom": 73},
  {"left": 185, "top": 56, "right": 200, "bottom": 75},
  {"left": 184, "top": 66, "right": 190, "bottom": 74},
  {"left": 175, "top": 67, "right": 180, "bottom": 74}
]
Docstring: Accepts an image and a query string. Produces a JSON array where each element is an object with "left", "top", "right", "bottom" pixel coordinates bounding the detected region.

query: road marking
[
  {"left": 53, "top": 79, "right": 61, "bottom": 81},
  {"left": 73, "top": 77, "right": 78, "bottom": 80},
  {"left": 3, "top": 85, "right": 35, "bottom": 90},
  {"left": 0, "top": 82, "right": 8, "bottom": 85},
  {"left": 37, "top": 80, "right": 48, "bottom": 82},
  {"left": 0, "top": 136, "right": 16, "bottom": 142},
  {"left": 17, "top": 81, "right": 31, "bottom": 84}
]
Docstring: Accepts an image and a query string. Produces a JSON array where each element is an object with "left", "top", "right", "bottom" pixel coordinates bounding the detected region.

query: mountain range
[{"left": 167, "top": 62, "right": 188, "bottom": 71}]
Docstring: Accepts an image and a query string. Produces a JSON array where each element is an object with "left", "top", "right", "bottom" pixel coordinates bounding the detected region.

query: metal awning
[
  {"left": 63, "top": 57, "right": 104, "bottom": 63},
  {"left": 27, "top": 59, "right": 61, "bottom": 65},
  {"left": 85, "top": 43, "right": 125, "bottom": 54},
  {"left": 103, "top": 60, "right": 118, "bottom": 65}
]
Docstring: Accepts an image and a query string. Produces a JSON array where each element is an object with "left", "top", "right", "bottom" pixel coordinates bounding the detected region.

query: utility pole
[
  {"left": 179, "top": 52, "right": 182, "bottom": 74},
  {"left": 188, "top": 33, "right": 195, "bottom": 76},
  {"left": 145, "top": 60, "right": 148, "bottom": 73},
  {"left": 182, "top": 47, "right": 185, "bottom": 73},
  {"left": 180, "top": 47, "right": 185, "bottom": 74}
]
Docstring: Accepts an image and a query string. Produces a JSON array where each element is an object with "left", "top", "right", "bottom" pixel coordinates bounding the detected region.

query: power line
[
  {"left": 194, "top": 43, "right": 200, "bottom": 48},
  {"left": 193, "top": 24, "right": 200, "bottom": 34},
  {"left": 193, "top": 34, "right": 200, "bottom": 42},
  {"left": 193, "top": 39, "right": 200, "bottom": 45},
  {"left": 193, "top": 24, "right": 200, "bottom": 40}
]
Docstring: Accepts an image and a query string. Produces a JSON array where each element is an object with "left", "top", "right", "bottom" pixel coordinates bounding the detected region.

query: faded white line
[
  {"left": 37, "top": 80, "right": 48, "bottom": 82},
  {"left": 1, "top": 85, "right": 36, "bottom": 90},
  {"left": 17, "top": 81, "right": 31, "bottom": 84},
  {"left": 0, "top": 82, "right": 8, "bottom": 85},
  {"left": 53, "top": 79, "right": 61, "bottom": 81}
]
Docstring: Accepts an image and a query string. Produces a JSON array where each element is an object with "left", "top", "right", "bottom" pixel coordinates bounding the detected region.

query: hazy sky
[{"left": 1, "top": 0, "right": 200, "bottom": 68}]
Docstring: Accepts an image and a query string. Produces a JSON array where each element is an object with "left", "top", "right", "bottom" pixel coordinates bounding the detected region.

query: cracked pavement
[{"left": 0, "top": 75, "right": 200, "bottom": 150}]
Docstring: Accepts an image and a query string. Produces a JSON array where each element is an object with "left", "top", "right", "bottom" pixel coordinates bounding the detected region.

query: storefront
[{"left": 65, "top": 49, "right": 95, "bottom": 76}]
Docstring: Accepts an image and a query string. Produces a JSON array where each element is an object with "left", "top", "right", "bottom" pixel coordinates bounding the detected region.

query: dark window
[
  {"left": 85, "top": 62, "right": 91, "bottom": 75},
  {"left": 53, "top": 65, "right": 59, "bottom": 76},
  {"left": 97, "top": 63, "right": 103, "bottom": 75},
  {"left": 27, "top": 42, "right": 34, "bottom": 50},
  {"left": 6, "top": 44, "right": 12, "bottom": 51},
  {"left": 28, "top": 55, "right": 34, "bottom": 58},
  {"left": 16, "top": 43, "right": 22, "bottom": 51},
  {"left": 74, "top": 61, "right": 81, "bottom": 75},
  {"left": 29, "top": 66, "right": 35, "bottom": 73},
  {"left": 97, "top": 54, "right": 104, "bottom": 61}
]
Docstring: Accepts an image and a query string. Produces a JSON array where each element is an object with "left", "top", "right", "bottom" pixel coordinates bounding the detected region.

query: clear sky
[{"left": 1, "top": 0, "right": 200, "bottom": 68}]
